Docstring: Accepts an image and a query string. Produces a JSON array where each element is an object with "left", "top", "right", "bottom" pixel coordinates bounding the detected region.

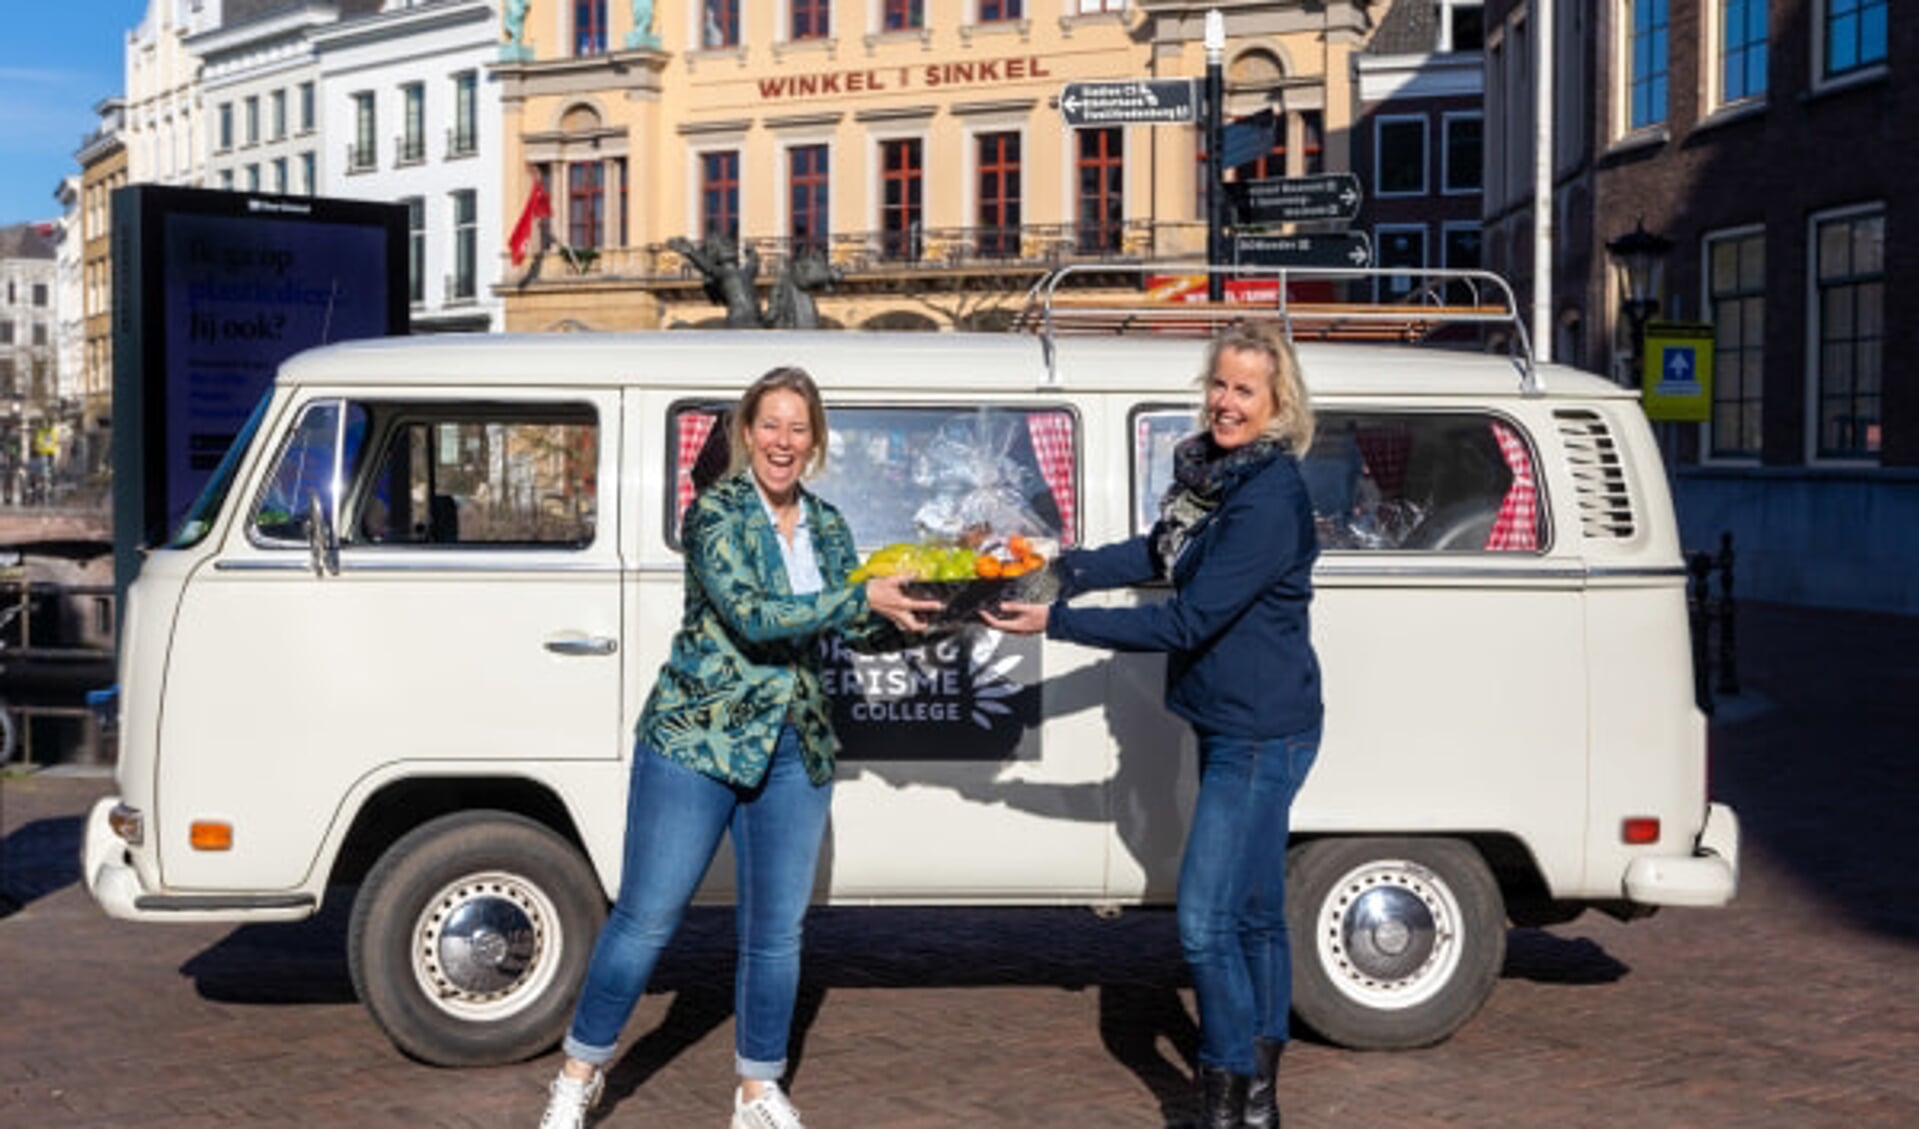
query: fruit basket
[{"left": 853, "top": 536, "right": 1057, "bottom": 628}]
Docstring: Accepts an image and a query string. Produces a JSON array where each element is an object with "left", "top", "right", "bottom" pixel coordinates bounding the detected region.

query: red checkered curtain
[
  {"left": 1484, "top": 422, "right": 1539, "bottom": 551},
  {"left": 1026, "top": 411, "right": 1077, "bottom": 546},
  {"left": 1354, "top": 425, "right": 1412, "bottom": 497},
  {"left": 675, "top": 412, "right": 717, "bottom": 531}
]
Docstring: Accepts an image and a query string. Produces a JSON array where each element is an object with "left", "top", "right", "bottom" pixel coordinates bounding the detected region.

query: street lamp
[
  {"left": 1204, "top": 9, "right": 1226, "bottom": 302},
  {"left": 1605, "top": 220, "right": 1672, "bottom": 383}
]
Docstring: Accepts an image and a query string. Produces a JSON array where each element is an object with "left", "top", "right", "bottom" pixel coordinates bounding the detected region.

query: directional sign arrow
[
  {"left": 1227, "top": 173, "right": 1365, "bottom": 225},
  {"left": 1232, "top": 231, "right": 1374, "bottom": 270},
  {"left": 1059, "top": 79, "right": 1197, "bottom": 127}
]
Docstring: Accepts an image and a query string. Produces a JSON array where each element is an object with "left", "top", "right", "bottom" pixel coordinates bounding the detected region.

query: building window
[
  {"left": 884, "top": 0, "right": 922, "bottom": 30},
  {"left": 244, "top": 95, "right": 260, "bottom": 146},
  {"left": 401, "top": 83, "right": 425, "bottom": 164},
  {"left": 1706, "top": 229, "right": 1764, "bottom": 458},
  {"left": 570, "top": 162, "right": 606, "bottom": 248},
  {"left": 405, "top": 197, "right": 425, "bottom": 304},
  {"left": 246, "top": 164, "right": 260, "bottom": 191},
  {"left": 980, "top": 0, "right": 1023, "bottom": 19},
  {"left": 452, "top": 190, "right": 477, "bottom": 301},
  {"left": 792, "top": 0, "right": 829, "bottom": 40},
  {"left": 271, "top": 89, "right": 287, "bottom": 141},
  {"left": 880, "top": 138, "right": 923, "bottom": 260},
  {"left": 976, "top": 131, "right": 1021, "bottom": 258},
  {"left": 219, "top": 168, "right": 235, "bottom": 190},
  {"left": 351, "top": 92, "right": 376, "bottom": 171},
  {"left": 1300, "top": 111, "right": 1324, "bottom": 175},
  {"left": 301, "top": 152, "right": 315, "bottom": 196},
  {"left": 1375, "top": 115, "right": 1429, "bottom": 197},
  {"left": 1824, "top": 0, "right": 1887, "bottom": 79},
  {"left": 31, "top": 283, "right": 46, "bottom": 308},
  {"left": 575, "top": 0, "right": 608, "bottom": 55},
  {"left": 31, "top": 322, "right": 47, "bottom": 347},
  {"left": 1076, "top": 127, "right": 1123, "bottom": 254},
  {"left": 218, "top": 102, "right": 233, "bottom": 151},
  {"left": 700, "top": 150, "right": 740, "bottom": 241},
  {"left": 0, "top": 322, "right": 10, "bottom": 344},
  {"left": 1627, "top": 0, "right": 1669, "bottom": 130},
  {"left": 1375, "top": 225, "right": 1428, "bottom": 301},
  {"left": 1442, "top": 113, "right": 1483, "bottom": 194},
  {"left": 1442, "top": 1, "right": 1486, "bottom": 51},
  {"left": 1719, "top": 0, "right": 1767, "bottom": 104},
  {"left": 703, "top": 0, "right": 740, "bottom": 46},
  {"left": 1074, "top": 0, "right": 1125, "bottom": 11},
  {"left": 789, "top": 144, "right": 829, "bottom": 256},
  {"left": 451, "top": 72, "right": 478, "bottom": 156},
  {"left": 272, "top": 157, "right": 287, "bottom": 194},
  {"left": 1442, "top": 222, "right": 1482, "bottom": 303},
  {"left": 1812, "top": 208, "right": 1883, "bottom": 459},
  {"left": 300, "top": 82, "right": 316, "bottom": 133}
]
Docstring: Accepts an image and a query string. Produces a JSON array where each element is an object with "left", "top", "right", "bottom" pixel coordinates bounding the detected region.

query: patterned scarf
[{"left": 1152, "top": 433, "right": 1284, "bottom": 576}]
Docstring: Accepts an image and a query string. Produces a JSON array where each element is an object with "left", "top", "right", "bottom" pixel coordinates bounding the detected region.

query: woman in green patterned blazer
[{"left": 541, "top": 367, "right": 938, "bottom": 1129}]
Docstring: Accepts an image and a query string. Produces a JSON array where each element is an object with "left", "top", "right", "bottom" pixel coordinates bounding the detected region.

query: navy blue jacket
[{"left": 1046, "top": 453, "right": 1322, "bottom": 740}]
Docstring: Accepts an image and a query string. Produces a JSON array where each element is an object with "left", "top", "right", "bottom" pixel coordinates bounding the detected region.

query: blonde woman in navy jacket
[
  {"left": 987, "top": 322, "right": 1322, "bottom": 1129},
  {"left": 541, "top": 367, "right": 938, "bottom": 1129}
]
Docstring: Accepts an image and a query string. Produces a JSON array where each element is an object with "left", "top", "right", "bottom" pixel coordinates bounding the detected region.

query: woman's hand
[
  {"left": 864, "top": 573, "right": 944, "bottom": 633},
  {"left": 980, "top": 601, "right": 1049, "bottom": 635}
]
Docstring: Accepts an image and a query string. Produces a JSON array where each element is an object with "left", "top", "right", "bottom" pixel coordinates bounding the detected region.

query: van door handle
[{"left": 544, "top": 635, "right": 618, "bottom": 657}]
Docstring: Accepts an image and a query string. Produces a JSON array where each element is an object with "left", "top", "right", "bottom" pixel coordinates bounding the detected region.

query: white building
[
  {"left": 187, "top": 3, "right": 347, "bottom": 197},
  {"left": 315, "top": 1, "right": 503, "bottom": 333},
  {"left": 125, "top": 0, "right": 225, "bottom": 186},
  {"left": 53, "top": 178, "right": 86, "bottom": 406},
  {"left": 0, "top": 224, "right": 60, "bottom": 488}
]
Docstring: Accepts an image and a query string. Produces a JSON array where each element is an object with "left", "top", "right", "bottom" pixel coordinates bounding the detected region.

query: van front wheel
[
  {"left": 1287, "top": 837, "right": 1504, "bottom": 1049},
  {"left": 348, "top": 811, "right": 606, "bottom": 1066}
]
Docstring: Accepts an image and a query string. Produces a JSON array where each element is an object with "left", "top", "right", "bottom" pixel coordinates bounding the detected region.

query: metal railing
[{"left": 1019, "top": 264, "right": 1541, "bottom": 393}]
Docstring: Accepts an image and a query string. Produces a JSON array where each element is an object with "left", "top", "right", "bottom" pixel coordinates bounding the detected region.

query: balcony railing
[
  {"left": 510, "top": 220, "right": 1205, "bottom": 283},
  {"left": 447, "top": 125, "right": 478, "bottom": 158},
  {"left": 395, "top": 134, "right": 426, "bottom": 165},
  {"left": 345, "top": 142, "right": 376, "bottom": 173}
]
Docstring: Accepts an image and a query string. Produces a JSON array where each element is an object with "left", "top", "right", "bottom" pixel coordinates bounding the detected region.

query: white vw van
[{"left": 84, "top": 284, "right": 1738, "bottom": 1066}]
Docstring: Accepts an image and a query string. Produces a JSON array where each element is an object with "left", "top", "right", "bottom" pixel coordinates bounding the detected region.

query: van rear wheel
[
  {"left": 1287, "top": 837, "right": 1504, "bottom": 1049},
  {"left": 348, "top": 811, "right": 605, "bottom": 1066}
]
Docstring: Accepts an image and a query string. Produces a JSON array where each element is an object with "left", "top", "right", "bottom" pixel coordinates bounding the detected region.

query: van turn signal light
[
  {"left": 190, "top": 821, "right": 234, "bottom": 851},
  {"left": 1621, "top": 817, "right": 1661, "bottom": 845}
]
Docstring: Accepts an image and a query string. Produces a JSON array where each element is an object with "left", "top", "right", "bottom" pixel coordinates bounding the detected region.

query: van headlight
[{"left": 108, "top": 803, "right": 144, "bottom": 847}]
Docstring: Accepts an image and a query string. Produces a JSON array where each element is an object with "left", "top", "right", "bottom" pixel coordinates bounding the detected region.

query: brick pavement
[{"left": 2, "top": 601, "right": 1917, "bottom": 1127}]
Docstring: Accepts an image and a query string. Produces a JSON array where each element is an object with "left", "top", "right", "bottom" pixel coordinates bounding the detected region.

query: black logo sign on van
[{"left": 822, "top": 628, "right": 1040, "bottom": 761}]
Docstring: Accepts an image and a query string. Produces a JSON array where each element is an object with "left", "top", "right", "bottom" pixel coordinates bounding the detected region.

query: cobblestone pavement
[{"left": 2, "top": 603, "right": 1916, "bottom": 1127}]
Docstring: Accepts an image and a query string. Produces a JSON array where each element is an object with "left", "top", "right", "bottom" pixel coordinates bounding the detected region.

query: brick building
[{"left": 1484, "top": 0, "right": 1916, "bottom": 612}]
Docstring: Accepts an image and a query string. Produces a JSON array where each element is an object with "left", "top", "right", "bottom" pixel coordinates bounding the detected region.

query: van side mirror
[{"left": 306, "top": 490, "right": 339, "bottom": 577}]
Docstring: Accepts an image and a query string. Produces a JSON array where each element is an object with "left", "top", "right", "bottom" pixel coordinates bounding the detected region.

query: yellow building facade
[
  {"left": 495, "top": 1, "right": 1383, "bottom": 331},
  {"left": 79, "top": 106, "right": 129, "bottom": 478}
]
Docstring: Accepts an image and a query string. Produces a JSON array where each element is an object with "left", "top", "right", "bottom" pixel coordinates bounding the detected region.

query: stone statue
[
  {"left": 625, "top": 0, "right": 661, "bottom": 49},
  {"left": 763, "top": 252, "right": 842, "bottom": 330},
  {"left": 668, "top": 236, "right": 763, "bottom": 329},
  {"left": 501, "top": 0, "right": 532, "bottom": 61}
]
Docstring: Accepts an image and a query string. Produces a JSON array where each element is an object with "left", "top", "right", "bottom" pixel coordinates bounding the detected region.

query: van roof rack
[{"left": 1017, "top": 264, "right": 1541, "bottom": 396}]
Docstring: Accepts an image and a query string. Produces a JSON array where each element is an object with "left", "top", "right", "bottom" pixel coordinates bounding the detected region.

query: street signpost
[
  {"left": 1059, "top": 80, "right": 1197, "bottom": 127},
  {"left": 1227, "top": 172, "right": 1364, "bottom": 225},
  {"left": 1233, "top": 232, "right": 1374, "bottom": 269}
]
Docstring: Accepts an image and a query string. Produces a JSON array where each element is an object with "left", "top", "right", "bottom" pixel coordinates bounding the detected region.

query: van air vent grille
[{"left": 1555, "top": 409, "right": 1635, "bottom": 539}]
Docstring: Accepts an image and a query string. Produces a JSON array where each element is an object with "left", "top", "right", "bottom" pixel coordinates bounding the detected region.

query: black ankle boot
[
  {"left": 1243, "top": 1037, "right": 1283, "bottom": 1128},
  {"left": 1194, "top": 1065, "right": 1251, "bottom": 1129}
]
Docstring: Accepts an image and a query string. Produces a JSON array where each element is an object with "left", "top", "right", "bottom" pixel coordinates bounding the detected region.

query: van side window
[
  {"left": 251, "top": 400, "right": 369, "bottom": 544},
  {"left": 347, "top": 404, "right": 598, "bottom": 548},
  {"left": 668, "top": 404, "right": 1080, "bottom": 549},
  {"left": 1131, "top": 409, "right": 1545, "bottom": 553}
]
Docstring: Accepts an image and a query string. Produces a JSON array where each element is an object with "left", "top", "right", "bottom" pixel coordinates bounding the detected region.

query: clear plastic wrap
[{"left": 909, "top": 414, "right": 1051, "bottom": 545}]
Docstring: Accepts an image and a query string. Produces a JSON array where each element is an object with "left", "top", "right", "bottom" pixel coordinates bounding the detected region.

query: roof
[
  {"left": 276, "top": 331, "right": 1634, "bottom": 403},
  {"left": 1368, "top": 0, "right": 1440, "bottom": 55},
  {"left": 0, "top": 224, "right": 56, "bottom": 260}
]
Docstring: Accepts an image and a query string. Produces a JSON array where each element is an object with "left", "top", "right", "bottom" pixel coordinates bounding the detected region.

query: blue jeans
[
  {"left": 1177, "top": 725, "right": 1320, "bottom": 1075},
  {"left": 564, "top": 726, "right": 832, "bottom": 1081}
]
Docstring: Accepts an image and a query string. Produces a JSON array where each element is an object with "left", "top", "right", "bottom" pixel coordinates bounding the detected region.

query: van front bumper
[
  {"left": 1622, "top": 801, "right": 1740, "bottom": 907},
  {"left": 83, "top": 797, "right": 317, "bottom": 923}
]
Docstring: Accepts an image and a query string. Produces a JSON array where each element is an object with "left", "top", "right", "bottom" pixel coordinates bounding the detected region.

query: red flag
[{"left": 509, "top": 177, "right": 552, "bottom": 266}]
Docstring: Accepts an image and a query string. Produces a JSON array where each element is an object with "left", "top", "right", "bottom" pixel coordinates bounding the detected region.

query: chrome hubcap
[
  {"left": 1316, "top": 858, "right": 1463, "bottom": 1010},
  {"left": 412, "top": 870, "right": 563, "bottom": 1021}
]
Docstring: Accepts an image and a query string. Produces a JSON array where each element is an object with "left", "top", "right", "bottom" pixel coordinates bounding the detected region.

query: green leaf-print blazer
[{"left": 639, "top": 470, "right": 885, "bottom": 787}]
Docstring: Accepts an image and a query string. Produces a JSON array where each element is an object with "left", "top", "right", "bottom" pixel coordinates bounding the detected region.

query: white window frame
[
  {"left": 972, "top": 0, "right": 1026, "bottom": 24},
  {"left": 1617, "top": 0, "right": 1670, "bottom": 135},
  {"left": 870, "top": 129, "right": 931, "bottom": 257},
  {"left": 1700, "top": 223, "right": 1766, "bottom": 466},
  {"left": 1373, "top": 223, "right": 1429, "bottom": 302},
  {"left": 451, "top": 189, "right": 479, "bottom": 302},
  {"left": 1803, "top": 201, "right": 1885, "bottom": 466},
  {"left": 1812, "top": 0, "right": 1889, "bottom": 93},
  {"left": 1440, "top": 111, "right": 1483, "bottom": 197},
  {"left": 1437, "top": 0, "right": 1485, "bottom": 53},
  {"left": 964, "top": 120, "right": 1028, "bottom": 254},
  {"left": 684, "top": 140, "right": 749, "bottom": 245},
  {"left": 1373, "top": 113, "right": 1429, "bottom": 199},
  {"left": 1704, "top": 0, "right": 1768, "bottom": 113},
  {"left": 691, "top": 0, "right": 747, "bottom": 51},
  {"left": 1063, "top": 123, "right": 1128, "bottom": 251},
  {"left": 782, "top": 0, "right": 834, "bottom": 43}
]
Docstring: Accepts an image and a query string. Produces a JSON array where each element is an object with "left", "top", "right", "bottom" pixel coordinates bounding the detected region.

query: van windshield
[{"left": 168, "top": 391, "right": 273, "bottom": 550}]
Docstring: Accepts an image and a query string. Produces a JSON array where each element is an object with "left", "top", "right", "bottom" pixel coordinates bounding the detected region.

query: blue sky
[{"left": 0, "top": 2, "right": 151, "bottom": 225}]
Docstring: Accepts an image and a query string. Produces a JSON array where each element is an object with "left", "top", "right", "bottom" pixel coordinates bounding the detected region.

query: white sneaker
[
  {"left": 539, "top": 1068, "right": 604, "bottom": 1129},
  {"left": 732, "top": 1081, "right": 807, "bottom": 1129}
]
